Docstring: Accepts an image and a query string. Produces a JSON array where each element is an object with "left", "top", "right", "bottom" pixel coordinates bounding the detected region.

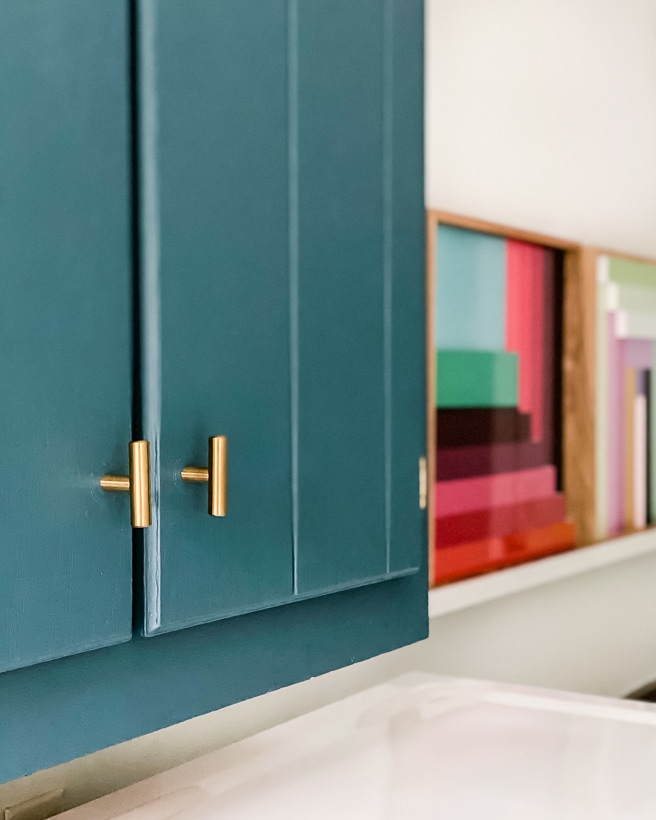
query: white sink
[{"left": 58, "top": 673, "right": 656, "bottom": 819}]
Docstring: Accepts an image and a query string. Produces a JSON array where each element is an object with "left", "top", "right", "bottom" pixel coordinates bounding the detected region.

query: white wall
[
  {"left": 426, "top": 0, "right": 656, "bottom": 257},
  {"left": 4, "top": 0, "right": 656, "bottom": 812}
]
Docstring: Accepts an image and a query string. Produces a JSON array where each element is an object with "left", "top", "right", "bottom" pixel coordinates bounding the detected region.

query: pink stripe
[
  {"left": 608, "top": 312, "right": 624, "bottom": 534},
  {"left": 623, "top": 338, "right": 652, "bottom": 371},
  {"left": 435, "top": 466, "right": 557, "bottom": 518},
  {"left": 505, "top": 241, "right": 545, "bottom": 441},
  {"left": 505, "top": 242, "right": 528, "bottom": 402}
]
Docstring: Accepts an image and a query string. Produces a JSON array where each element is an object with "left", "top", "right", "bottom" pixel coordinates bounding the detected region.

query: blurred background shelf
[{"left": 430, "top": 527, "right": 656, "bottom": 619}]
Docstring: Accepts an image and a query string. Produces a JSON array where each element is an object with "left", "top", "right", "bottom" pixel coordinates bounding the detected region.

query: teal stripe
[{"left": 435, "top": 224, "right": 506, "bottom": 351}]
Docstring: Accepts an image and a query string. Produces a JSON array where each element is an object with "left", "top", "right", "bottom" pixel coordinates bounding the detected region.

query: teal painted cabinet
[
  {"left": 0, "top": 2, "right": 132, "bottom": 673},
  {"left": 0, "top": 0, "right": 426, "bottom": 783},
  {"left": 139, "top": 0, "right": 423, "bottom": 633}
]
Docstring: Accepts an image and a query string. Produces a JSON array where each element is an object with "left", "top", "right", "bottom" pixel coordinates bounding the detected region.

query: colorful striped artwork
[
  {"left": 436, "top": 495, "right": 567, "bottom": 548},
  {"left": 435, "top": 466, "right": 557, "bottom": 517},
  {"left": 433, "top": 225, "right": 575, "bottom": 584},
  {"left": 595, "top": 255, "right": 656, "bottom": 539}
]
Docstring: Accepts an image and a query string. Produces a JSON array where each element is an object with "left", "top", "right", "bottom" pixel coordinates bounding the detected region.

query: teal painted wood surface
[
  {"left": 436, "top": 225, "right": 507, "bottom": 351},
  {"left": 0, "top": 2, "right": 132, "bottom": 672},
  {"left": 0, "top": 570, "right": 427, "bottom": 783},
  {"left": 388, "top": 0, "right": 426, "bottom": 574},
  {"left": 0, "top": 0, "right": 426, "bottom": 781},
  {"left": 437, "top": 351, "right": 519, "bottom": 408},
  {"left": 138, "top": 0, "right": 425, "bottom": 627},
  {"left": 608, "top": 257, "right": 656, "bottom": 289},
  {"left": 295, "top": 0, "right": 387, "bottom": 591},
  {"left": 295, "top": 0, "right": 424, "bottom": 591},
  {"left": 138, "top": 0, "right": 294, "bottom": 633}
]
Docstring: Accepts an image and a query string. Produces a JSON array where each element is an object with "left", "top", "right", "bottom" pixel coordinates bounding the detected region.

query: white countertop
[{"left": 58, "top": 672, "right": 656, "bottom": 819}]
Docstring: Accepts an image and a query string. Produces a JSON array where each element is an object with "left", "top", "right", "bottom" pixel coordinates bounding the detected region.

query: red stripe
[
  {"left": 433, "top": 520, "right": 576, "bottom": 584},
  {"left": 435, "top": 495, "right": 566, "bottom": 548}
]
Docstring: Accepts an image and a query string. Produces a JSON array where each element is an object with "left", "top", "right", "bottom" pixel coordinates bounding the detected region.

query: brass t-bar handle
[
  {"left": 182, "top": 436, "right": 228, "bottom": 517},
  {"left": 100, "top": 440, "right": 152, "bottom": 528}
]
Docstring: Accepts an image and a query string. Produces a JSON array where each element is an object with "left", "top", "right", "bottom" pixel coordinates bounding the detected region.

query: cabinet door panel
[
  {"left": 139, "top": 0, "right": 293, "bottom": 634},
  {"left": 0, "top": 2, "right": 132, "bottom": 671},
  {"left": 295, "top": 0, "right": 424, "bottom": 592},
  {"left": 139, "top": 0, "right": 424, "bottom": 632}
]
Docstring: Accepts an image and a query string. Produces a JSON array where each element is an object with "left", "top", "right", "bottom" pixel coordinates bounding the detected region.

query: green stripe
[
  {"left": 437, "top": 350, "right": 519, "bottom": 408},
  {"left": 609, "top": 257, "right": 656, "bottom": 289}
]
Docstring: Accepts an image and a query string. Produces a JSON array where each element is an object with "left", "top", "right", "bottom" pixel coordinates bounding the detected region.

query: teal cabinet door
[
  {"left": 138, "top": 0, "right": 425, "bottom": 633},
  {"left": 138, "top": 0, "right": 294, "bottom": 634},
  {"left": 294, "top": 0, "right": 425, "bottom": 592},
  {"left": 0, "top": 3, "right": 133, "bottom": 671}
]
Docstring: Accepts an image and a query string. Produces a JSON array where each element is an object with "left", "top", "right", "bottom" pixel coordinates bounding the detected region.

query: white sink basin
[{"left": 58, "top": 673, "right": 656, "bottom": 819}]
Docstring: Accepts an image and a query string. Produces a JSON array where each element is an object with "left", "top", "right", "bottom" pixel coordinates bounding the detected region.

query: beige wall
[{"left": 426, "top": 0, "right": 656, "bottom": 257}]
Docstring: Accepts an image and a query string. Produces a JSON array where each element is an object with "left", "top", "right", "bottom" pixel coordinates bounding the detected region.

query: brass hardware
[
  {"left": 99, "top": 475, "right": 130, "bottom": 492},
  {"left": 419, "top": 456, "right": 428, "bottom": 510},
  {"left": 100, "top": 440, "right": 152, "bottom": 528},
  {"left": 129, "top": 440, "right": 152, "bottom": 528},
  {"left": 180, "top": 467, "right": 209, "bottom": 482},
  {"left": 182, "top": 435, "right": 228, "bottom": 517}
]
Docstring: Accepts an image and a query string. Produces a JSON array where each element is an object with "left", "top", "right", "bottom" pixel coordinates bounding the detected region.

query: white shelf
[{"left": 429, "top": 528, "right": 656, "bottom": 619}]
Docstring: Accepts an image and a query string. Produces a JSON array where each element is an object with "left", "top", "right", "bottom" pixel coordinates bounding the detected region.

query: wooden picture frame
[
  {"left": 571, "top": 246, "right": 656, "bottom": 545},
  {"left": 427, "top": 210, "right": 586, "bottom": 585}
]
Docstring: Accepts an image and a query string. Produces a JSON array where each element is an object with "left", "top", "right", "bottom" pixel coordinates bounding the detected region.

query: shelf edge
[{"left": 429, "top": 528, "right": 656, "bottom": 618}]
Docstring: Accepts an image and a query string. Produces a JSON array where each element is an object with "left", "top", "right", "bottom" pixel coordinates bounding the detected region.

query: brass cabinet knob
[
  {"left": 100, "top": 440, "right": 152, "bottom": 528},
  {"left": 182, "top": 435, "right": 228, "bottom": 517}
]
